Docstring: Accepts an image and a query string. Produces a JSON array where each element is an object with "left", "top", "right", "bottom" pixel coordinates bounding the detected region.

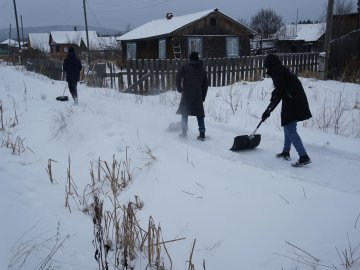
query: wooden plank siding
[
  {"left": 329, "top": 29, "right": 360, "bottom": 80},
  {"left": 109, "top": 52, "right": 319, "bottom": 94}
]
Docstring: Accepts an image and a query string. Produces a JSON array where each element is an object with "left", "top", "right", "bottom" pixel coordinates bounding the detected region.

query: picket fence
[{"left": 106, "top": 52, "right": 319, "bottom": 94}]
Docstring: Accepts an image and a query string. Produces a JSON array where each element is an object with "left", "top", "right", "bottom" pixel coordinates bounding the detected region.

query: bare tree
[
  {"left": 334, "top": 0, "right": 356, "bottom": 14},
  {"left": 250, "top": 8, "right": 283, "bottom": 38},
  {"left": 320, "top": 0, "right": 356, "bottom": 21}
]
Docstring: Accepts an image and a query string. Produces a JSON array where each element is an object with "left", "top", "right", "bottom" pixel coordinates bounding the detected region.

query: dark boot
[
  {"left": 276, "top": 151, "right": 290, "bottom": 160},
  {"left": 291, "top": 154, "right": 311, "bottom": 167},
  {"left": 197, "top": 130, "right": 205, "bottom": 141}
]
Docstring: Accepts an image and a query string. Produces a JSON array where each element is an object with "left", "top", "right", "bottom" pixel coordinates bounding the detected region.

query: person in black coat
[
  {"left": 176, "top": 52, "right": 208, "bottom": 140},
  {"left": 63, "top": 47, "right": 82, "bottom": 105},
  {"left": 262, "top": 54, "right": 312, "bottom": 167}
]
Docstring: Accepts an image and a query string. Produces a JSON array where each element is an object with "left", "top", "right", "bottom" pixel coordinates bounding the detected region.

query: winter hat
[
  {"left": 264, "top": 54, "right": 281, "bottom": 69},
  {"left": 68, "top": 47, "right": 75, "bottom": 53},
  {"left": 189, "top": 51, "right": 199, "bottom": 61}
]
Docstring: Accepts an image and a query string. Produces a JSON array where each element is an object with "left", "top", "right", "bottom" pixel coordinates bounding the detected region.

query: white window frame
[
  {"left": 127, "top": 42, "right": 137, "bottom": 59},
  {"left": 226, "top": 37, "right": 240, "bottom": 57},
  {"left": 159, "top": 39, "right": 166, "bottom": 59},
  {"left": 188, "top": 37, "right": 202, "bottom": 58}
]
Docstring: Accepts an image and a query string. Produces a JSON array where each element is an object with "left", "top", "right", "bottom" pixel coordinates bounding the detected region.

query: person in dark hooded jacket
[
  {"left": 176, "top": 52, "right": 208, "bottom": 140},
  {"left": 63, "top": 47, "right": 82, "bottom": 105},
  {"left": 262, "top": 54, "right": 312, "bottom": 167}
]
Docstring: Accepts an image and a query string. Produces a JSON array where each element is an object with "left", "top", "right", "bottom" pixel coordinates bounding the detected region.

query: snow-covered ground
[{"left": 1, "top": 63, "right": 360, "bottom": 270}]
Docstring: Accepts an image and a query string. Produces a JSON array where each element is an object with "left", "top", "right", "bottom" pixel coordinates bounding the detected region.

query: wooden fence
[
  {"left": 329, "top": 29, "right": 360, "bottom": 81},
  {"left": 109, "top": 52, "right": 319, "bottom": 94}
]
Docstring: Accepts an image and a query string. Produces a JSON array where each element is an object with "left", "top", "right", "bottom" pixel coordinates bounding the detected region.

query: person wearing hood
[
  {"left": 262, "top": 54, "right": 312, "bottom": 167},
  {"left": 176, "top": 51, "right": 208, "bottom": 140},
  {"left": 63, "top": 47, "right": 82, "bottom": 105}
]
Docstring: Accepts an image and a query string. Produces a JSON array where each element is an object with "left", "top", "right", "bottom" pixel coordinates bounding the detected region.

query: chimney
[{"left": 166, "top": 13, "right": 173, "bottom": 20}]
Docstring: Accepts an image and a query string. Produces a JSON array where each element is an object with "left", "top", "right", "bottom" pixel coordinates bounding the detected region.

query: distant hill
[{"left": 0, "top": 25, "right": 123, "bottom": 42}]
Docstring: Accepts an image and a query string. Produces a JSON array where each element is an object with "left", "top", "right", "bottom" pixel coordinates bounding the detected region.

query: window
[
  {"left": 210, "top": 17, "right": 217, "bottom": 27},
  {"left": 159, "top": 39, "right": 166, "bottom": 59},
  {"left": 188, "top": 37, "right": 202, "bottom": 57},
  {"left": 127, "top": 42, "right": 136, "bottom": 59},
  {"left": 226, "top": 37, "right": 240, "bottom": 57}
]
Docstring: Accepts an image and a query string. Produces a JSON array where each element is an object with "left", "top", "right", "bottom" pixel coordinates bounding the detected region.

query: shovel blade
[
  {"left": 229, "top": 134, "right": 261, "bottom": 151},
  {"left": 56, "top": 96, "right": 69, "bottom": 101}
]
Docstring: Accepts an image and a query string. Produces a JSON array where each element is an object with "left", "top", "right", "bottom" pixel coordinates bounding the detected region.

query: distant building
[
  {"left": 49, "top": 30, "right": 97, "bottom": 54},
  {"left": 274, "top": 23, "right": 326, "bottom": 53},
  {"left": 117, "top": 8, "right": 255, "bottom": 60},
  {"left": 0, "top": 39, "right": 27, "bottom": 56},
  {"left": 48, "top": 30, "right": 118, "bottom": 55}
]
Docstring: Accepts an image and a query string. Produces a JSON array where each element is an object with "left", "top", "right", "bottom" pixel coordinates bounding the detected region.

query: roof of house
[
  {"left": 118, "top": 8, "right": 255, "bottom": 41},
  {"left": 274, "top": 23, "right": 326, "bottom": 42},
  {"left": 50, "top": 31, "right": 117, "bottom": 50},
  {"left": 50, "top": 30, "right": 98, "bottom": 46},
  {"left": 0, "top": 39, "right": 27, "bottom": 47},
  {"left": 28, "top": 33, "right": 50, "bottom": 52}
]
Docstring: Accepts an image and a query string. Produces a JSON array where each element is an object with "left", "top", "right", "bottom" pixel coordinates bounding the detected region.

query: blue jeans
[
  {"left": 181, "top": 115, "right": 205, "bottom": 132},
  {"left": 283, "top": 121, "right": 307, "bottom": 156},
  {"left": 67, "top": 81, "right": 78, "bottom": 99}
]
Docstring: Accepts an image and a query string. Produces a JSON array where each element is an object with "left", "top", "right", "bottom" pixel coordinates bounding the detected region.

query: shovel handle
[{"left": 250, "top": 120, "right": 263, "bottom": 138}]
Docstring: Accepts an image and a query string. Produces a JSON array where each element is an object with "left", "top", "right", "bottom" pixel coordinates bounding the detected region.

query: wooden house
[
  {"left": 332, "top": 12, "right": 359, "bottom": 39},
  {"left": 49, "top": 30, "right": 98, "bottom": 55},
  {"left": 274, "top": 23, "right": 326, "bottom": 53},
  {"left": 117, "top": 8, "right": 256, "bottom": 60}
]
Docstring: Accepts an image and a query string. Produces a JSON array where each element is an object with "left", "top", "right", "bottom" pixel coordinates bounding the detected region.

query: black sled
[{"left": 56, "top": 84, "right": 69, "bottom": 102}]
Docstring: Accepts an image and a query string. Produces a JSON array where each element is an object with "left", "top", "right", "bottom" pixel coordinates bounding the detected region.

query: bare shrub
[
  {"left": 219, "top": 84, "right": 242, "bottom": 114},
  {"left": 1, "top": 133, "right": 26, "bottom": 155},
  {"left": 332, "top": 91, "right": 349, "bottom": 134},
  {"left": 206, "top": 99, "right": 230, "bottom": 123},
  {"left": 46, "top": 158, "right": 58, "bottom": 184},
  {"left": 336, "top": 233, "right": 360, "bottom": 269},
  {"left": 8, "top": 222, "right": 69, "bottom": 270},
  {"left": 0, "top": 101, "right": 4, "bottom": 130}
]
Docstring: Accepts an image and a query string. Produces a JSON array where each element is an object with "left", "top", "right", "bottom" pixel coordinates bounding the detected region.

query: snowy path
[{"left": 176, "top": 125, "right": 360, "bottom": 197}]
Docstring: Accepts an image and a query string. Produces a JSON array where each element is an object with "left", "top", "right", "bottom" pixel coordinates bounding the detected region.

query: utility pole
[
  {"left": 82, "top": 0, "right": 90, "bottom": 66},
  {"left": 21, "top": 15, "right": 25, "bottom": 45},
  {"left": 358, "top": 0, "right": 360, "bottom": 29},
  {"left": 323, "top": 0, "right": 334, "bottom": 80},
  {"left": 12, "top": 0, "right": 21, "bottom": 52}
]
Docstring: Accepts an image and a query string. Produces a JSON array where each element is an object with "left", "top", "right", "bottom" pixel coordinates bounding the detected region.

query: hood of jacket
[
  {"left": 264, "top": 54, "right": 281, "bottom": 70},
  {"left": 187, "top": 60, "right": 203, "bottom": 70}
]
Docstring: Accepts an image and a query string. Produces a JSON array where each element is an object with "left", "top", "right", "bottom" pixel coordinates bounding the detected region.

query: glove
[{"left": 262, "top": 108, "right": 271, "bottom": 121}]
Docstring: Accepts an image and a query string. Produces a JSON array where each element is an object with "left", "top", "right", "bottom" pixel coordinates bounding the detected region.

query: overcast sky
[{"left": 0, "top": 0, "right": 344, "bottom": 33}]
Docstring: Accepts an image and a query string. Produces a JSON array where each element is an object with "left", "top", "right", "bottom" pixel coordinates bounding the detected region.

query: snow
[
  {"left": 1, "top": 62, "right": 360, "bottom": 270},
  {"left": 275, "top": 23, "right": 326, "bottom": 42}
]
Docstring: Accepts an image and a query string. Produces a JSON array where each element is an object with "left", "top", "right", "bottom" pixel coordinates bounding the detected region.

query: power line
[{"left": 87, "top": 0, "right": 171, "bottom": 12}]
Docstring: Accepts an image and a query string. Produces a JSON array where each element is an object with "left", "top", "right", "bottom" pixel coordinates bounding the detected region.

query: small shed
[
  {"left": 274, "top": 23, "right": 326, "bottom": 53},
  {"left": 117, "top": 8, "right": 255, "bottom": 60}
]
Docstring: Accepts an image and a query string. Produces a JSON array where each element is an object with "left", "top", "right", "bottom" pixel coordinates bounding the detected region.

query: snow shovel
[
  {"left": 56, "top": 84, "right": 69, "bottom": 101},
  {"left": 229, "top": 120, "right": 263, "bottom": 151}
]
